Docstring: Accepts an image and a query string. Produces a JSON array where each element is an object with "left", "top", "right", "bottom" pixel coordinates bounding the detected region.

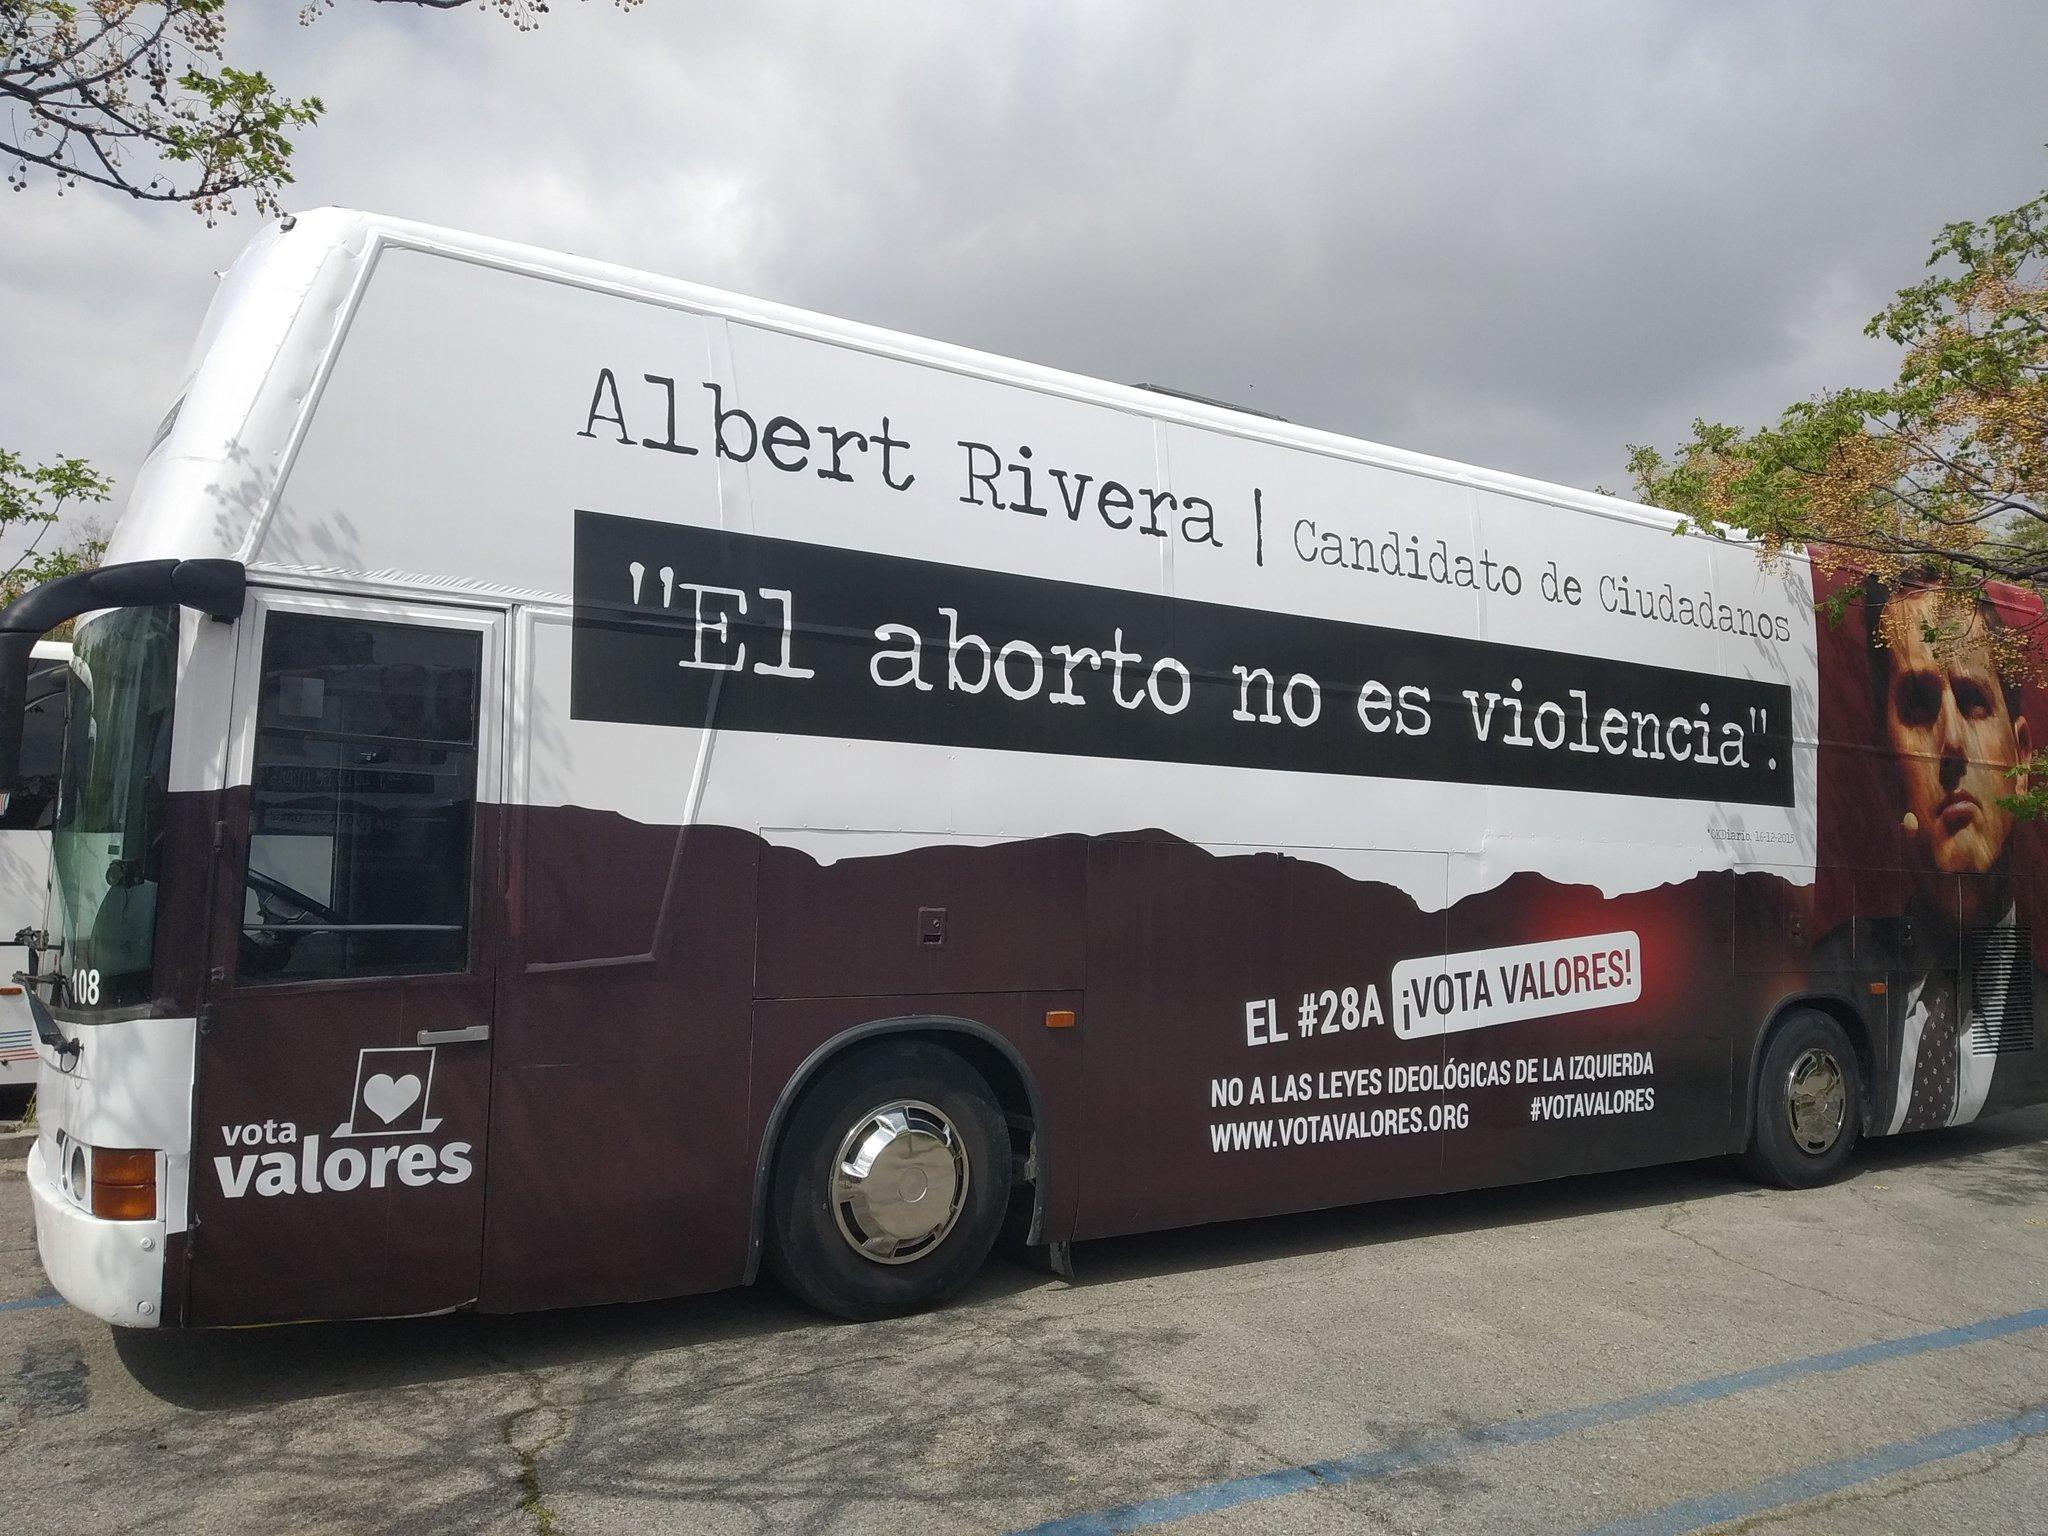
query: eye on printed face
[{"left": 1881, "top": 590, "right": 2031, "bottom": 879}]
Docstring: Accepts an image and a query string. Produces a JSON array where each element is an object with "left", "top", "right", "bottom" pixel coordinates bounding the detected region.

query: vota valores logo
[{"left": 211, "top": 1047, "right": 472, "bottom": 1199}]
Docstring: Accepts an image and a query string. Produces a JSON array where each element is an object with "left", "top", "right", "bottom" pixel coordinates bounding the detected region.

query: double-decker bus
[{"left": 14, "top": 211, "right": 2046, "bottom": 1328}]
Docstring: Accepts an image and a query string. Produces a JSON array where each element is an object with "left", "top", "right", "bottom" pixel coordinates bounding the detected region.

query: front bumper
[{"left": 27, "top": 1138, "right": 166, "bottom": 1327}]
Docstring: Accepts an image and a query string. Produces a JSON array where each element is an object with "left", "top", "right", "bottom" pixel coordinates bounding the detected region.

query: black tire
[
  {"left": 1742, "top": 1010, "right": 1862, "bottom": 1188},
  {"left": 767, "top": 1040, "right": 1013, "bottom": 1321}
]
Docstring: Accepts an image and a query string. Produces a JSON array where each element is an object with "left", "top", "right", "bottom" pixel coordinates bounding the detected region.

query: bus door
[{"left": 186, "top": 595, "right": 504, "bottom": 1326}]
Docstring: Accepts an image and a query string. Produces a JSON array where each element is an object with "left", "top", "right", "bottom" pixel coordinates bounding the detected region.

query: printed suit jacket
[{"left": 1811, "top": 912, "right": 2046, "bottom": 1133}]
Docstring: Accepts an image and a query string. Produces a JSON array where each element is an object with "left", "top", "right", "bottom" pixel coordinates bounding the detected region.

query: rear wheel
[
  {"left": 767, "top": 1040, "right": 1013, "bottom": 1321},
  {"left": 1743, "top": 1010, "right": 1861, "bottom": 1188}
]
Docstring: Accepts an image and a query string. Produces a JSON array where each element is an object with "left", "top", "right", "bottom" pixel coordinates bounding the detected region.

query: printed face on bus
[{"left": 1879, "top": 588, "right": 2030, "bottom": 885}]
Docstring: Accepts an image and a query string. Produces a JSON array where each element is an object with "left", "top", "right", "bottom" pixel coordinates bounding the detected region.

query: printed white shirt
[{"left": 1885, "top": 905, "right": 2009, "bottom": 1134}]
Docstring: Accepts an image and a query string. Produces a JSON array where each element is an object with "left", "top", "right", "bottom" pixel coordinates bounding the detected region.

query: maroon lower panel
[
  {"left": 480, "top": 818, "right": 759, "bottom": 1312},
  {"left": 181, "top": 796, "right": 500, "bottom": 1327},
  {"left": 475, "top": 807, "right": 1809, "bottom": 1312},
  {"left": 1070, "top": 846, "right": 1796, "bottom": 1240}
]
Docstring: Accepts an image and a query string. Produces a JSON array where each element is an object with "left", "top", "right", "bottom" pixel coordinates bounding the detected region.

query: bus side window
[
  {"left": 0, "top": 662, "right": 72, "bottom": 832},
  {"left": 239, "top": 613, "right": 482, "bottom": 985}
]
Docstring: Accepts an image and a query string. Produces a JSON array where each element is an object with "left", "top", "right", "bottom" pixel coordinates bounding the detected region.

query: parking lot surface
[{"left": 6, "top": 1112, "right": 2048, "bottom": 1535}]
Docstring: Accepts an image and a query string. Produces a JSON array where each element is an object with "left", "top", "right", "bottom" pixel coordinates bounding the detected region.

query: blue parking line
[
  {"left": 0, "top": 1294, "right": 63, "bottom": 1313},
  {"left": 1585, "top": 1402, "right": 2048, "bottom": 1535},
  {"left": 1012, "top": 1305, "right": 2048, "bottom": 1536}
]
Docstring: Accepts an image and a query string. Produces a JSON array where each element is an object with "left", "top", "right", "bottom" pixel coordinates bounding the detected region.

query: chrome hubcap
[
  {"left": 1786, "top": 1046, "right": 1847, "bottom": 1154},
  {"left": 831, "top": 1100, "right": 969, "bottom": 1264}
]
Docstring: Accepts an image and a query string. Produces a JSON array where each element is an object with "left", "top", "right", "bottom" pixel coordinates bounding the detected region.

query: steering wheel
[
  {"left": 240, "top": 868, "right": 345, "bottom": 976},
  {"left": 246, "top": 866, "right": 345, "bottom": 927}
]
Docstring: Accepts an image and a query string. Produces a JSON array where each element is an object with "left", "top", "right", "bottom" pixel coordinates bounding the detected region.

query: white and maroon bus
[{"left": 16, "top": 211, "right": 2046, "bottom": 1327}]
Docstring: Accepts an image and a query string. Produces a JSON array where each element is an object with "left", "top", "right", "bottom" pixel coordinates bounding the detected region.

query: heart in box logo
[{"left": 361, "top": 1072, "right": 423, "bottom": 1125}]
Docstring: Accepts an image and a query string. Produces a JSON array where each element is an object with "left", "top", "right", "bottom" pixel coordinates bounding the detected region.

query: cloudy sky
[{"left": 5, "top": 0, "right": 2045, "bottom": 548}]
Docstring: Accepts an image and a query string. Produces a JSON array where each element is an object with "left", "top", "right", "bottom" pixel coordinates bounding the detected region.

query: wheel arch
[
  {"left": 1741, "top": 989, "right": 1880, "bottom": 1143},
  {"left": 743, "top": 1015, "right": 1048, "bottom": 1285}
]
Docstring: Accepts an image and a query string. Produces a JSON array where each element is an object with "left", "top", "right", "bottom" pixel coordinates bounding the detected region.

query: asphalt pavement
[{"left": 5, "top": 1111, "right": 2048, "bottom": 1534}]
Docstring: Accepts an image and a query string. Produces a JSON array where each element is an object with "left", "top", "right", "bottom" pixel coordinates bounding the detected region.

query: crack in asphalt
[
  {"left": 1717, "top": 1417, "right": 2044, "bottom": 1535},
  {"left": 1654, "top": 1200, "right": 1938, "bottom": 1331},
  {"left": 478, "top": 1335, "right": 571, "bottom": 1536},
  {"left": 1040, "top": 1337, "right": 1295, "bottom": 1476}
]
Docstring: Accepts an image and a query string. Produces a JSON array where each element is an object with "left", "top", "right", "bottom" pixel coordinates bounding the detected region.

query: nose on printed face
[
  {"left": 1938, "top": 692, "right": 1970, "bottom": 756},
  {"left": 1940, "top": 735, "right": 1968, "bottom": 788}
]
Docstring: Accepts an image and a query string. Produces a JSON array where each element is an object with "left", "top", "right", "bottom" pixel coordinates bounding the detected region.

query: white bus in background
[{"left": 0, "top": 640, "right": 70, "bottom": 1100}]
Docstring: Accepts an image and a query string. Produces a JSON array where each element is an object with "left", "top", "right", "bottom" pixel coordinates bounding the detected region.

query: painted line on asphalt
[
  {"left": 0, "top": 1294, "right": 63, "bottom": 1313},
  {"left": 1583, "top": 1401, "right": 2048, "bottom": 1535},
  {"left": 1012, "top": 1304, "right": 2048, "bottom": 1535}
]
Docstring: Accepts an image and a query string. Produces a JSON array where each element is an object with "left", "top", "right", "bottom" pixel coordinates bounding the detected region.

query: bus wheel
[
  {"left": 767, "top": 1040, "right": 1013, "bottom": 1321},
  {"left": 1743, "top": 1010, "right": 1862, "bottom": 1188}
]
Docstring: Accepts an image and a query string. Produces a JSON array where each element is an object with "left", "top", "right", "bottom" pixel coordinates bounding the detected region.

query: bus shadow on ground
[
  {"left": 1852, "top": 1106, "right": 2048, "bottom": 1208},
  {"left": 1072, "top": 1104, "right": 2048, "bottom": 1290},
  {"left": 113, "top": 1107, "right": 2048, "bottom": 1415}
]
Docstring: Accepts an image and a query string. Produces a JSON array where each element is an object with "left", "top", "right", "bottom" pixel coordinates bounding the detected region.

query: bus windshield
[{"left": 50, "top": 606, "right": 178, "bottom": 1011}]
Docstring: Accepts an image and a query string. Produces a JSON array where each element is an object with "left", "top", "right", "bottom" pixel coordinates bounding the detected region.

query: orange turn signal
[
  {"left": 91, "top": 1147, "right": 157, "bottom": 1221},
  {"left": 1045, "top": 1009, "right": 1076, "bottom": 1030},
  {"left": 1868, "top": 982, "right": 1888, "bottom": 996}
]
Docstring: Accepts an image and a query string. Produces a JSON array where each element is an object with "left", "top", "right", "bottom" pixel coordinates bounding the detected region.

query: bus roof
[{"left": 104, "top": 207, "right": 1780, "bottom": 603}]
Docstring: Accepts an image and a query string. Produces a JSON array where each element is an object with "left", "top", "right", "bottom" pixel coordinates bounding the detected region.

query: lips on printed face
[{"left": 1927, "top": 780, "right": 2009, "bottom": 875}]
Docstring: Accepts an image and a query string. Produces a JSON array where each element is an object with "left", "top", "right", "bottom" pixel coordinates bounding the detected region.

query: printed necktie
[{"left": 1902, "top": 976, "right": 1960, "bottom": 1132}]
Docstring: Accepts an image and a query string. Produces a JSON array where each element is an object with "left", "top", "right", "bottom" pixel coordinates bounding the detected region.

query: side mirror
[{"left": 0, "top": 558, "right": 244, "bottom": 796}]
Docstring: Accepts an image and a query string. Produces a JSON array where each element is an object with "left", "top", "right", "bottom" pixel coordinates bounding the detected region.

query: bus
[
  {"left": 0, "top": 641, "right": 71, "bottom": 1101},
  {"left": 14, "top": 210, "right": 2046, "bottom": 1328}
]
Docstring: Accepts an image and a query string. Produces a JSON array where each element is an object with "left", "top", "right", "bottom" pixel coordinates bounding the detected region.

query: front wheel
[
  {"left": 767, "top": 1041, "right": 1013, "bottom": 1321},
  {"left": 1743, "top": 1010, "right": 1862, "bottom": 1188}
]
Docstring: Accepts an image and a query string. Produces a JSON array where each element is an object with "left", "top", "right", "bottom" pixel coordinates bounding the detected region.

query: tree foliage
[
  {"left": 3, "top": 1, "right": 641, "bottom": 218},
  {"left": 0, "top": 448, "right": 110, "bottom": 603},
  {"left": 1628, "top": 186, "right": 2048, "bottom": 596},
  {"left": 3, "top": 2, "right": 321, "bottom": 217},
  {"left": 2, "top": 0, "right": 638, "bottom": 576},
  {"left": 1629, "top": 184, "right": 2048, "bottom": 802}
]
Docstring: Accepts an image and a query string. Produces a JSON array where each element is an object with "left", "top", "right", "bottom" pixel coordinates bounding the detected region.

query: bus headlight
[
  {"left": 55, "top": 1135, "right": 159, "bottom": 1220},
  {"left": 64, "top": 1138, "right": 88, "bottom": 1205},
  {"left": 89, "top": 1147, "right": 158, "bottom": 1222}
]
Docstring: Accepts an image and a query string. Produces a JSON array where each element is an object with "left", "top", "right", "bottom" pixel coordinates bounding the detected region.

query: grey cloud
[{"left": 6, "top": 0, "right": 2044, "bottom": 519}]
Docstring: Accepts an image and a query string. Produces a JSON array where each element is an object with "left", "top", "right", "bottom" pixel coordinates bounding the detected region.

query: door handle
[{"left": 416, "top": 1025, "right": 491, "bottom": 1046}]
